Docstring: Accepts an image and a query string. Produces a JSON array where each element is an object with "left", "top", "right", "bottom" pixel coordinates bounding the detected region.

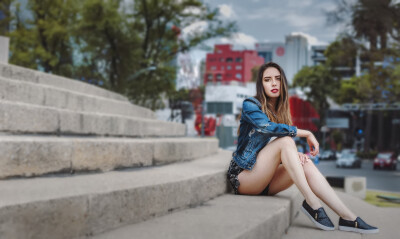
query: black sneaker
[
  {"left": 301, "top": 200, "right": 335, "bottom": 231},
  {"left": 338, "top": 217, "right": 379, "bottom": 234}
]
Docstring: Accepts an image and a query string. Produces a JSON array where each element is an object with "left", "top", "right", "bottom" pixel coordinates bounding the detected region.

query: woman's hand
[
  {"left": 298, "top": 152, "right": 310, "bottom": 166},
  {"left": 306, "top": 132, "right": 319, "bottom": 156}
]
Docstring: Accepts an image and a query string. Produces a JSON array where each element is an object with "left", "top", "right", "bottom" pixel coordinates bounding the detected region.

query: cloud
[
  {"left": 181, "top": 21, "right": 208, "bottom": 38},
  {"left": 289, "top": 32, "right": 328, "bottom": 46},
  {"left": 219, "top": 32, "right": 258, "bottom": 49},
  {"left": 218, "top": 4, "right": 237, "bottom": 19}
]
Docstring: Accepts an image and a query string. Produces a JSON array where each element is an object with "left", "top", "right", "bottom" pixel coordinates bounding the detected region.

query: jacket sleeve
[{"left": 242, "top": 99, "right": 297, "bottom": 137}]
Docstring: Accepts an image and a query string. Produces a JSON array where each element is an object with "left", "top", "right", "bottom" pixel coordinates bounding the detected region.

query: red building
[{"left": 204, "top": 44, "right": 264, "bottom": 84}]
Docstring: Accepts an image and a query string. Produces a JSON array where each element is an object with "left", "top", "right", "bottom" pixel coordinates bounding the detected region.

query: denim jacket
[{"left": 232, "top": 97, "right": 297, "bottom": 170}]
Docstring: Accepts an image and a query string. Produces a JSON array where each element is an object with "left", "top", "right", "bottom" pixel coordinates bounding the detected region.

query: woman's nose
[{"left": 271, "top": 79, "right": 277, "bottom": 85}]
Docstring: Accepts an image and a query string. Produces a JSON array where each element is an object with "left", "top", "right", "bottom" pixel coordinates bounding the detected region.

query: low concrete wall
[{"left": 0, "top": 36, "right": 9, "bottom": 63}]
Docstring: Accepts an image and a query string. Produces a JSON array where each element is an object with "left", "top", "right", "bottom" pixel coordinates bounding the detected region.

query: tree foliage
[
  {"left": 1, "top": 0, "right": 237, "bottom": 110},
  {"left": 292, "top": 65, "right": 339, "bottom": 123}
]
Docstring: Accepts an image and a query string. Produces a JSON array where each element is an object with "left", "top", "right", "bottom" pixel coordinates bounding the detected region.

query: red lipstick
[{"left": 271, "top": 89, "right": 279, "bottom": 93}]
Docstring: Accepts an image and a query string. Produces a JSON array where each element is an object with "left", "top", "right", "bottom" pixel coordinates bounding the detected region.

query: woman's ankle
[{"left": 306, "top": 199, "right": 322, "bottom": 210}]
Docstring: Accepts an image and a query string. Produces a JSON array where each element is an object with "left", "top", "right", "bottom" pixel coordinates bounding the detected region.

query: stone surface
[
  {"left": 0, "top": 150, "right": 232, "bottom": 238},
  {"left": 0, "top": 76, "right": 156, "bottom": 119},
  {"left": 0, "top": 136, "right": 219, "bottom": 178},
  {"left": 0, "top": 62, "right": 128, "bottom": 102},
  {"left": 0, "top": 100, "right": 185, "bottom": 137},
  {"left": 344, "top": 176, "right": 366, "bottom": 200},
  {"left": 0, "top": 101, "right": 58, "bottom": 133},
  {"left": 92, "top": 193, "right": 293, "bottom": 239}
]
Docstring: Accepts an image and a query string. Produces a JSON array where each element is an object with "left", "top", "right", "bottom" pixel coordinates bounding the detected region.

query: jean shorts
[{"left": 227, "top": 159, "right": 270, "bottom": 195}]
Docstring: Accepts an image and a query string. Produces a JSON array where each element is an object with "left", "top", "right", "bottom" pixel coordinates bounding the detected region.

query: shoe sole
[
  {"left": 338, "top": 225, "right": 379, "bottom": 234},
  {"left": 301, "top": 206, "right": 335, "bottom": 231}
]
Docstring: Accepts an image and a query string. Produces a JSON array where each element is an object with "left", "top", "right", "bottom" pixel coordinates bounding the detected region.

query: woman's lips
[{"left": 271, "top": 89, "right": 279, "bottom": 93}]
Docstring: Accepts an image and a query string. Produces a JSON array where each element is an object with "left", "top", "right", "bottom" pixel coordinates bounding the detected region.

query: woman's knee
[
  {"left": 275, "top": 136, "right": 296, "bottom": 149},
  {"left": 302, "top": 160, "right": 318, "bottom": 176}
]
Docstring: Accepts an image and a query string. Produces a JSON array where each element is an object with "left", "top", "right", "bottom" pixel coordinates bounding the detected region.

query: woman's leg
[
  {"left": 267, "top": 159, "right": 357, "bottom": 221},
  {"left": 302, "top": 161, "right": 357, "bottom": 221},
  {"left": 237, "top": 136, "right": 322, "bottom": 209}
]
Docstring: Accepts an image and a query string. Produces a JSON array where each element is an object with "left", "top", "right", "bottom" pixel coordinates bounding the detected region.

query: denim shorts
[{"left": 227, "top": 159, "right": 270, "bottom": 195}]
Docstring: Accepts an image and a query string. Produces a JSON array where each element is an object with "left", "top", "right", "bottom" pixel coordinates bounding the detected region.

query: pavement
[{"left": 282, "top": 189, "right": 400, "bottom": 239}]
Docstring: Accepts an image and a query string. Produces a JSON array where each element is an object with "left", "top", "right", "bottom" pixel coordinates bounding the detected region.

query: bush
[{"left": 356, "top": 151, "right": 378, "bottom": 159}]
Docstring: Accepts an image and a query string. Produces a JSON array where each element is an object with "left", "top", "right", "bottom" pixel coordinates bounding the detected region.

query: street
[{"left": 316, "top": 160, "right": 400, "bottom": 193}]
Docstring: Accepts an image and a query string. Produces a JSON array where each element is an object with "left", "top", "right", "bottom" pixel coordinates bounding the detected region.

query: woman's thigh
[{"left": 237, "top": 137, "right": 286, "bottom": 195}]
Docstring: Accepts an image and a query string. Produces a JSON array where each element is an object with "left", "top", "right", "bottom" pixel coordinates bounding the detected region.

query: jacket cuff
[{"left": 289, "top": 126, "right": 297, "bottom": 137}]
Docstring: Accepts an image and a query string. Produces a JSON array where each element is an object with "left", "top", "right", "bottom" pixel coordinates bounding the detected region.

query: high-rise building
[
  {"left": 255, "top": 42, "right": 287, "bottom": 69},
  {"left": 284, "top": 34, "right": 310, "bottom": 84},
  {"left": 204, "top": 44, "right": 264, "bottom": 85},
  {"left": 311, "top": 45, "right": 327, "bottom": 66}
]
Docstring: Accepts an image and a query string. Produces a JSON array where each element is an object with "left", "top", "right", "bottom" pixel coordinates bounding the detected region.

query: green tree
[
  {"left": 292, "top": 65, "right": 339, "bottom": 123},
  {"left": 0, "top": 0, "right": 13, "bottom": 35},
  {"left": 76, "top": 0, "right": 140, "bottom": 92},
  {"left": 127, "top": 0, "right": 237, "bottom": 109},
  {"left": 7, "top": 0, "right": 79, "bottom": 77}
]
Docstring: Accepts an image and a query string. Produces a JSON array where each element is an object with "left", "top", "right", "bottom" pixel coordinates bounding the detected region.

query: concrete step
[
  {"left": 0, "top": 76, "right": 156, "bottom": 119},
  {"left": 92, "top": 186, "right": 301, "bottom": 239},
  {"left": 0, "top": 135, "right": 219, "bottom": 179},
  {"left": 0, "top": 149, "right": 232, "bottom": 239},
  {"left": 0, "top": 100, "right": 185, "bottom": 137},
  {"left": 0, "top": 62, "right": 128, "bottom": 102}
]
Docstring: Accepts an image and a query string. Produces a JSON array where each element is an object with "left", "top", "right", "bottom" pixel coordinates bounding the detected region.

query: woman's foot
[
  {"left": 301, "top": 200, "right": 335, "bottom": 231},
  {"left": 338, "top": 217, "right": 379, "bottom": 234}
]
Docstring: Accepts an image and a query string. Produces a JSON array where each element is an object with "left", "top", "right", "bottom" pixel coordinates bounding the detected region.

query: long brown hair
[{"left": 237, "top": 62, "right": 293, "bottom": 135}]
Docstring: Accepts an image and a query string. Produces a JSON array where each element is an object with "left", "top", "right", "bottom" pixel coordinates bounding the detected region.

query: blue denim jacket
[{"left": 232, "top": 97, "right": 297, "bottom": 170}]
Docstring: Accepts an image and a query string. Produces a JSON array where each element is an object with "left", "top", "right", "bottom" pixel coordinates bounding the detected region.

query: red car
[{"left": 373, "top": 152, "right": 398, "bottom": 170}]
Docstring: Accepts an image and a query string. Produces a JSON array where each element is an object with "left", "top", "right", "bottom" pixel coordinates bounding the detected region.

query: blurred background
[{"left": 0, "top": 0, "right": 399, "bottom": 165}]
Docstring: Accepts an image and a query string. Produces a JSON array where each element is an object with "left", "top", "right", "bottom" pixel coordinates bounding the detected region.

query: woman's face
[{"left": 262, "top": 67, "right": 281, "bottom": 98}]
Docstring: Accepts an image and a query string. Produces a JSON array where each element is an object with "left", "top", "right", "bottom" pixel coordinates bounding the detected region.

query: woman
[{"left": 227, "top": 62, "right": 378, "bottom": 234}]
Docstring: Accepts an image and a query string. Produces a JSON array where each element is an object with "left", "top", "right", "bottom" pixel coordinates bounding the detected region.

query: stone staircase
[{"left": 0, "top": 62, "right": 302, "bottom": 239}]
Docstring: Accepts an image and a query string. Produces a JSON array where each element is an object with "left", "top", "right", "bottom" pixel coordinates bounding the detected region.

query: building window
[
  {"left": 227, "top": 65, "right": 232, "bottom": 70},
  {"left": 219, "top": 58, "right": 224, "bottom": 62},
  {"left": 236, "top": 73, "right": 242, "bottom": 79},
  {"left": 235, "top": 65, "right": 242, "bottom": 70},
  {"left": 207, "top": 74, "right": 213, "bottom": 80},
  {"left": 206, "top": 102, "right": 233, "bottom": 114},
  {"left": 221, "top": 66, "right": 224, "bottom": 70},
  {"left": 226, "top": 57, "right": 233, "bottom": 62},
  {"left": 236, "top": 57, "right": 242, "bottom": 62},
  {"left": 211, "top": 66, "right": 217, "bottom": 70},
  {"left": 216, "top": 74, "right": 222, "bottom": 81},
  {"left": 208, "top": 58, "right": 216, "bottom": 62}
]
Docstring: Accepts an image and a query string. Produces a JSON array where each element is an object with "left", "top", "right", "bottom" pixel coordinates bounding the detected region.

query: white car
[{"left": 336, "top": 151, "right": 361, "bottom": 168}]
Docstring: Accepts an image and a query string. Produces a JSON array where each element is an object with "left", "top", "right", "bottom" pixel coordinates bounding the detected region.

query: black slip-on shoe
[
  {"left": 338, "top": 217, "right": 379, "bottom": 234},
  {"left": 301, "top": 200, "right": 335, "bottom": 231}
]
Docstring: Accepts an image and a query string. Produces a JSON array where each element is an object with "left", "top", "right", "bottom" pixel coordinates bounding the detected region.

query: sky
[
  {"left": 178, "top": 0, "right": 348, "bottom": 86},
  {"left": 201, "top": 0, "right": 346, "bottom": 49}
]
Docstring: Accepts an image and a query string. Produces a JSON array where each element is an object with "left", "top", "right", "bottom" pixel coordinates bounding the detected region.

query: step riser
[
  {"left": 0, "top": 101, "right": 185, "bottom": 137},
  {"left": 0, "top": 63, "right": 128, "bottom": 102},
  {"left": 0, "top": 138, "right": 218, "bottom": 178},
  {"left": 0, "top": 173, "right": 227, "bottom": 238},
  {"left": 0, "top": 77, "right": 156, "bottom": 119}
]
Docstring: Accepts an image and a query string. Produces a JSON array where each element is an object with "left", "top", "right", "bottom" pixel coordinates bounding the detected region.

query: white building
[
  {"left": 284, "top": 34, "right": 310, "bottom": 84},
  {"left": 255, "top": 42, "right": 287, "bottom": 70}
]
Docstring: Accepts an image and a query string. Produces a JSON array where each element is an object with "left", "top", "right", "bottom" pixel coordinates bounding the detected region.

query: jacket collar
[{"left": 245, "top": 97, "right": 262, "bottom": 109}]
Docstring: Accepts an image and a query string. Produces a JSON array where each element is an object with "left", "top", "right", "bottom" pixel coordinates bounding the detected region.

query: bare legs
[
  {"left": 237, "top": 136, "right": 356, "bottom": 220},
  {"left": 303, "top": 162, "right": 357, "bottom": 220}
]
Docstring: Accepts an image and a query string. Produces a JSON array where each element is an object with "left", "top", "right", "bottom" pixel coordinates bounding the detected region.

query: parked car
[
  {"left": 320, "top": 150, "right": 337, "bottom": 160},
  {"left": 373, "top": 152, "right": 398, "bottom": 170},
  {"left": 336, "top": 150, "right": 361, "bottom": 168}
]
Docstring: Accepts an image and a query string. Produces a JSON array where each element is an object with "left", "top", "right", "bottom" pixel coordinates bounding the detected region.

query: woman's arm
[
  {"left": 297, "top": 129, "right": 319, "bottom": 156},
  {"left": 242, "top": 100, "right": 297, "bottom": 137}
]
